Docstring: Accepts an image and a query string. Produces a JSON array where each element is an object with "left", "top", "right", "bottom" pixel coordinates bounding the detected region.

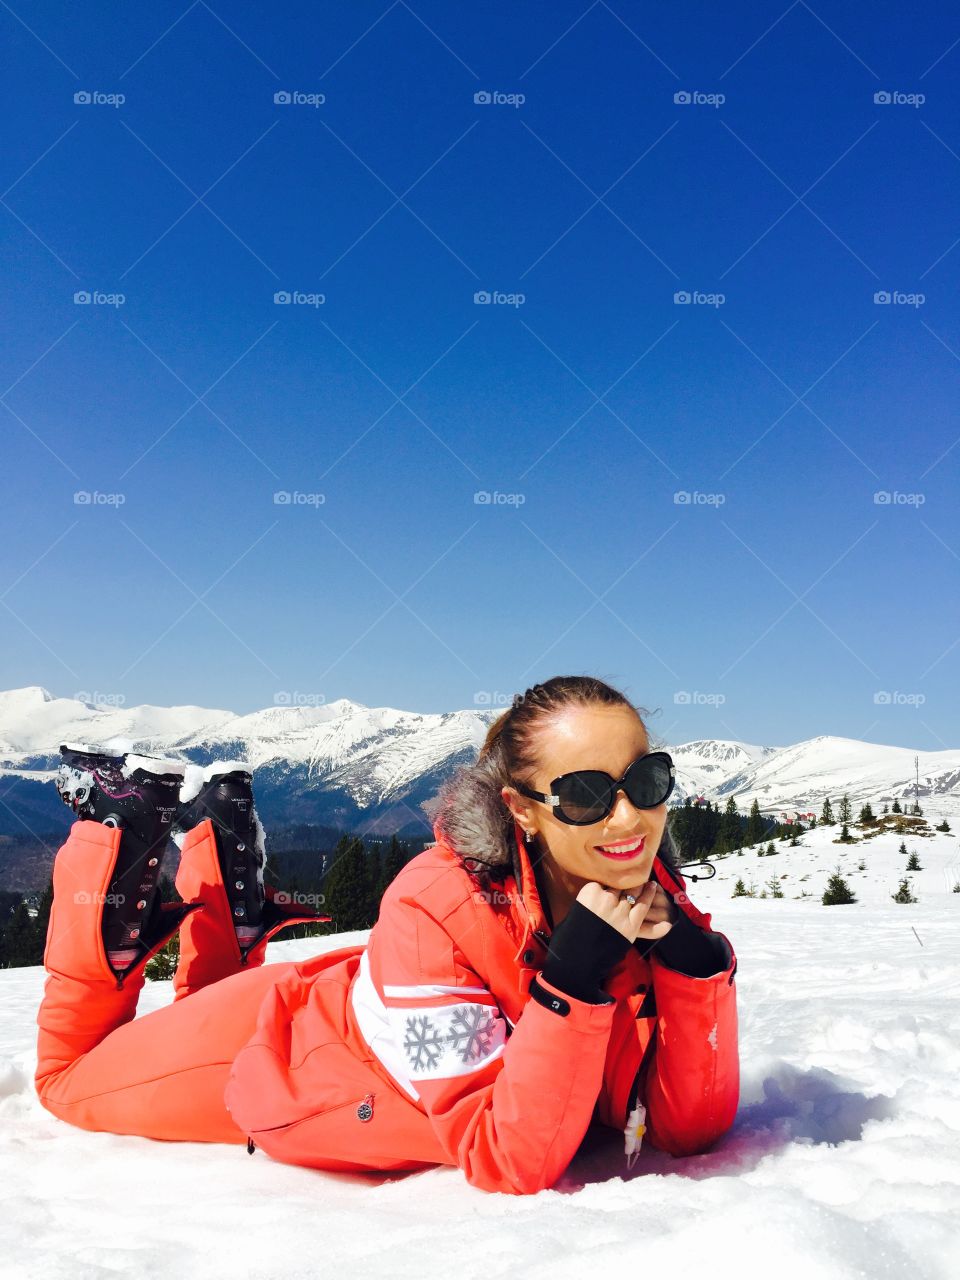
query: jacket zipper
[
  {"left": 623, "top": 1022, "right": 657, "bottom": 1169},
  {"left": 624, "top": 1099, "right": 647, "bottom": 1169},
  {"left": 536, "top": 915, "right": 651, "bottom": 1168},
  {"left": 243, "top": 1094, "right": 366, "bottom": 1136}
]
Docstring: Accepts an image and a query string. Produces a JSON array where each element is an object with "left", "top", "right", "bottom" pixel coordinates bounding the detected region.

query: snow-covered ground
[{"left": 1, "top": 823, "right": 958, "bottom": 1280}]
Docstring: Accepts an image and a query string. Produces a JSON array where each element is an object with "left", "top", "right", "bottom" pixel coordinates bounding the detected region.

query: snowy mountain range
[{"left": 1, "top": 687, "right": 958, "bottom": 846}]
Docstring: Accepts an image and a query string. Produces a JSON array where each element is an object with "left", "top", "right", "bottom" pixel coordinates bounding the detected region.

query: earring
[{"left": 524, "top": 829, "right": 535, "bottom": 845}]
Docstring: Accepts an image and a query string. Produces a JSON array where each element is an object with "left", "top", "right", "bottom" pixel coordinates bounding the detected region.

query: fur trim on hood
[{"left": 432, "top": 757, "right": 683, "bottom": 887}]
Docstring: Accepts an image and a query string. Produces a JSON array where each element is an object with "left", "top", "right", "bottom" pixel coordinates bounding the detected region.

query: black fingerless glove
[
  {"left": 648, "top": 909, "right": 731, "bottom": 978},
  {"left": 540, "top": 899, "right": 632, "bottom": 1004}
]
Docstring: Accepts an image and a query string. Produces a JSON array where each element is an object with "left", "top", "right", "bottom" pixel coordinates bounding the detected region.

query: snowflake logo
[
  {"left": 445, "top": 1005, "right": 497, "bottom": 1064},
  {"left": 403, "top": 1015, "right": 445, "bottom": 1070}
]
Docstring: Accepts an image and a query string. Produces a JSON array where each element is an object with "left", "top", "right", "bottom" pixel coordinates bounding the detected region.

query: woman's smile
[{"left": 594, "top": 833, "right": 646, "bottom": 861}]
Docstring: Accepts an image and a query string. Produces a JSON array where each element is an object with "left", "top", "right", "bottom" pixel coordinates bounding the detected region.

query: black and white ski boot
[
  {"left": 174, "top": 763, "right": 328, "bottom": 960},
  {"left": 175, "top": 764, "right": 267, "bottom": 950},
  {"left": 57, "top": 743, "right": 200, "bottom": 980}
]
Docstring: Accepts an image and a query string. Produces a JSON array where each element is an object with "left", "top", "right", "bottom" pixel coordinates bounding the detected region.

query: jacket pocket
[
  {"left": 226, "top": 1035, "right": 373, "bottom": 1136},
  {"left": 226, "top": 1034, "right": 447, "bottom": 1174}
]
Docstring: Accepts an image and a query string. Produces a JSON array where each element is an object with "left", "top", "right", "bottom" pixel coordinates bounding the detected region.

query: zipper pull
[{"left": 624, "top": 1101, "right": 646, "bottom": 1170}]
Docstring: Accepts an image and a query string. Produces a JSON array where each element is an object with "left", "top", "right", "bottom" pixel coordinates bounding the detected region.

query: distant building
[{"left": 779, "top": 809, "right": 815, "bottom": 825}]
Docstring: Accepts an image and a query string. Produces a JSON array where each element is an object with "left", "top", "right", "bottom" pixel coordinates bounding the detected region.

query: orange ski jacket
[{"left": 224, "top": 819, "right": 740, "bottom": 1194}]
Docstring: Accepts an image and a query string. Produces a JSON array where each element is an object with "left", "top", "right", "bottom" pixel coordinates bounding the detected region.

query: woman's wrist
[
  {"left": 541, "top": 899, "right": 632, "bottom": 1003},
  {"left": 651, "top": 909, "right": 730, "bottom": 977}
]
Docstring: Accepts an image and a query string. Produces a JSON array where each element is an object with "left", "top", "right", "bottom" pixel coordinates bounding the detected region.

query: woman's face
[{"left": 502, "top": 703, "right": 669, "bottom": 898}]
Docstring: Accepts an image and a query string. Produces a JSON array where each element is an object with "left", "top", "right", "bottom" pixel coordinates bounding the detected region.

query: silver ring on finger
[{"left": 621, "top": 892, "right": 638, "bottom": 906}]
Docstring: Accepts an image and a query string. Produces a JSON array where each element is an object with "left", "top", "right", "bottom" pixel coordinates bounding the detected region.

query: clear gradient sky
[{"left": 1, "top": 1, "right": 958, "bottom": 750}]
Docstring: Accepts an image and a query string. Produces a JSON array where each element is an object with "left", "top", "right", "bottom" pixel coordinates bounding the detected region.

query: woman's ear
[
  {"left": 500, "top": 784, "right": 520, "bottom": 820},
  {"left": 500, "top": 785, "right": 532, "bottom": 829}
]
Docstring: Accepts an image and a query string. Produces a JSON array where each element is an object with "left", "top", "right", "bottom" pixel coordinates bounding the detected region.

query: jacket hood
[
  {"left": 432, "top": 754, "right": 520, "bottom": 883},
  {"left": 431, "top": 756, "right": 682, "bottom": 885}
]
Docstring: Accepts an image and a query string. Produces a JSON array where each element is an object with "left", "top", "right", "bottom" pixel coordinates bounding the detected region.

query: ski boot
[
  {"left": 56, "top": 743, "right": 203, "bottom": 984},
  {"left": 172, "top": 763, "right": 330, "bottom": 996}
]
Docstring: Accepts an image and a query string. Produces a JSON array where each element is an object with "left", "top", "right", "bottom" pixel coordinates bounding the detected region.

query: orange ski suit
[{"left": 36, "top": 815, "right": 740, "bottom": 1195}]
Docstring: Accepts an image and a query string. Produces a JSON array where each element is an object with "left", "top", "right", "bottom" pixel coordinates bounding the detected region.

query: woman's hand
[{"left": 576, "top": 878, "right": 679, "bottom": 944}]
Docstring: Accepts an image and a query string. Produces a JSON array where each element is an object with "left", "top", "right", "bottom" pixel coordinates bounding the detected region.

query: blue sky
[{"left": 1, "top": 1, "right": 958, "bottom": 750}]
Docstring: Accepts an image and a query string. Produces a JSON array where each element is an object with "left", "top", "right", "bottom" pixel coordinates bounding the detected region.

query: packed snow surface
[{"left": 1, "top": 821, "right": 958, "bottom": 1279}]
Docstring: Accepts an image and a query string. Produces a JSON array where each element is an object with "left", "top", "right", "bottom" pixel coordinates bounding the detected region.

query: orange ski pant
[{"left": 35, "top": 819, "right": 298, "bottom": 1144}]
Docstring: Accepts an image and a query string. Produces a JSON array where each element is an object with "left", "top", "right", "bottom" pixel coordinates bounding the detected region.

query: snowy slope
[
  {"left": 0, "top": 686, "right": 235, "bottom": 759},
  {"left": 667, "top": 738, "right": 780, "bottom": 801},
  {"left": 0, "top": 687, "right": 496, "bottom": 809},
  {"left": 186, "top": 705, "right": 494, "bottom": 794},
  {"left": 714, "top": 735, "right": 960, "bottom": 821},
  {"left": 2, "top": 822, "right": 958, "bottom": 1279}
]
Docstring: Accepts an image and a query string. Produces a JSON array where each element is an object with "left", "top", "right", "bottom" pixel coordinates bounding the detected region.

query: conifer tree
[
  {"left": 375, "top": 834, "right": 407, "bottom": 902},
  {"left": 838, "top": 794, "right": 852, "bottom": 824},
  {"left": 145, "top": 935, "right": 179, "bottom": 981},
  {"left": 743, "top": 798, "right": 766, "bottom": 848},
  {"left": 669, "top": 797, "right": 720, "bottom": 860},
  {"left": 0, "top": 902, "right": 39, "bottom": 964},
  {"left": 322, "top": 835, "right": 377, "bottom": 931},
  {"left": 0, "top": 893, "right": 18, "bottom": 967},
  {"left": 858, "top": 802, "right": 875, "bottom": 824},
  {"left": 891, "top": 799, "right": 902, "bottom": 814},
  {"left": 36, "top": 877, "right": 52, "bottom": 942},
  {"left": 0, "top": 890, "right": 20, "bottom": 921},
  {"left": 822, "top": 871, "right": 856, "bottom": 905},
  {"left": 820, "top": 797, "right": 834, "bottom": 825},
  {"left": 713, "top": 795, "right": 741, "bottom": 854},
  {"left": 892, "top": 878, "right": 916, "bottom": 904},
  {"left": 0, "top": 880, "right": 51, "bottom": 968}
]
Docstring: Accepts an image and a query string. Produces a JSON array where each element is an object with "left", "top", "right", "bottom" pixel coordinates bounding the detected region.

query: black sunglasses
[{"left": 514, "top": 751, "right": 675, "bottom": 826}]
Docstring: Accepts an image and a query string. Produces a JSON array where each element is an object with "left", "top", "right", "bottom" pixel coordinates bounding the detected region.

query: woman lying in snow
[{"left": 35, "top": 674, "right": 739, "bottom": 1195}]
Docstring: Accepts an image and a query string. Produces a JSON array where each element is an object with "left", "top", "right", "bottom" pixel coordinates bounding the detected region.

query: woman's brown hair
[{"left": 433, "top": 675, "right": 681, "bottom": 888}]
